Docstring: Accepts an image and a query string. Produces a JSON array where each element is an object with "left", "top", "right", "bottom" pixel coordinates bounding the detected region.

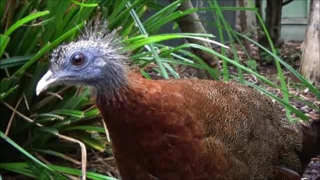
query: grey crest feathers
[{"left": 50, "top": 20, "right": 128, "bottom": 71}]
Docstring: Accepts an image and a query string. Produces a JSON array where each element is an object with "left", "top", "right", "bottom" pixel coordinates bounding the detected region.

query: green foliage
[
  {"left": 0, "top": 0, "right": 318, "bottom": 179},
  {"left": 245, "top": 60, "right": 258, "bottom": 71},
  {"left": 260, "top": 48, "right": 281, "bottom": 63}
]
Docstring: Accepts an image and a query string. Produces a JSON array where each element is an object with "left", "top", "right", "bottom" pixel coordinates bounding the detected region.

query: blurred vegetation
[{"left": 0, "top": 0, "right": 318, "bottom": 179}]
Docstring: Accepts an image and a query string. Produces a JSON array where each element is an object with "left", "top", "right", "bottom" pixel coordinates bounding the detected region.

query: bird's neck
[
  {"left": 93, "top": 70, "right": 159, "bottom": 129},
  {"left": 93, "top": 70, "right": 145, "bottom": 106}
]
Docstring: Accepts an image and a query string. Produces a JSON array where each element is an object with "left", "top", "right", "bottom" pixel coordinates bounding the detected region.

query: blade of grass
[
  {"left": 127, "top": 1, "right": 169, "bottom": 79},
  {"left": 4, "top": 11, "right": 50, "bottom": 37},
  {"left": 0, "top": 131, "right": 52, "bottom": 171}
]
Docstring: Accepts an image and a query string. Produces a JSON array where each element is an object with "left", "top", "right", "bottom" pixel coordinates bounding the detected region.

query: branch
[{"left": 282, "top": 0, "right": 294, "bottom": 6}]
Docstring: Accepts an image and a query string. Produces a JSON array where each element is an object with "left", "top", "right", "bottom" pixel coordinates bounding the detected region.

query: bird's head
[{"left": 36, "top": 21, "right": 129, "bottom": 97}]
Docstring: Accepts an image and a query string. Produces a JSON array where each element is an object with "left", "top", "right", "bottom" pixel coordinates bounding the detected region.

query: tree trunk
[
  {"left": 300, "top": 0, "right": 320, "bottom": 86},
  {"left": 238, "top": 0, "right": 253, "bottom": 56},
  {"left": 255, "top": 0, "right": 264, "bottom": 44},
  {"left": 263, "top": 0, "right": 283, "bottom": 47},
  {"left": 168, "top": 0, "right": 221, "bottom": 79},
  {"left": 256, "top": 0, "right": 283, "bottom": 63}
]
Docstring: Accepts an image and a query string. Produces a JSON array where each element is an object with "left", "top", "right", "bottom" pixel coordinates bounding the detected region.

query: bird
[{"left": 36, "top": 20, "right": 319, "bottom": 180}]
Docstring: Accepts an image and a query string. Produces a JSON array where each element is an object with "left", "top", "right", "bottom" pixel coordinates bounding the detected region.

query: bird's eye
[{"left": 71, "top": 53, "right": 86, "bottom": 66}]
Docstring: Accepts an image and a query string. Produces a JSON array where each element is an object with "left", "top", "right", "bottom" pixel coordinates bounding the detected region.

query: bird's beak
[{"left": 36, "top": 70, "right": 58, "bottom": 96}]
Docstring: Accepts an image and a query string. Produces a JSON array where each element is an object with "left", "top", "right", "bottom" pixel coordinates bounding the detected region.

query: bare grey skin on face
[{"left": 36, "top": 21, "right": 129, "bottom": 98}]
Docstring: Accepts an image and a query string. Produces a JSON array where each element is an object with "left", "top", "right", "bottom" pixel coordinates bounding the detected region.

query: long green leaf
[
  {"left": 4, "top": 11, "right": 50, "bottom": 37},
  {"left": 0, "top": 54, "right": 34, "bottom": 69},
  {"left": 0, "top": 34, "right": 10, "bottom": 57},
  {"left": 0, "top": 131, "right": 52, "bottom": 171}
]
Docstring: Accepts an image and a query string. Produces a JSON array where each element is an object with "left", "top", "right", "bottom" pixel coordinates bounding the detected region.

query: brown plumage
[{"left": 36, "top": 21, "right": 319, "bottom": 180}]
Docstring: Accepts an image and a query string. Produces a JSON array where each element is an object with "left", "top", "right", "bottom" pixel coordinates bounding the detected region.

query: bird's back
[
  {"left": 96, "top": 73, "right": 303, "bottom": 180},
  {"left": 171, "top": 79, "right": 303, "bottom": 179}
]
